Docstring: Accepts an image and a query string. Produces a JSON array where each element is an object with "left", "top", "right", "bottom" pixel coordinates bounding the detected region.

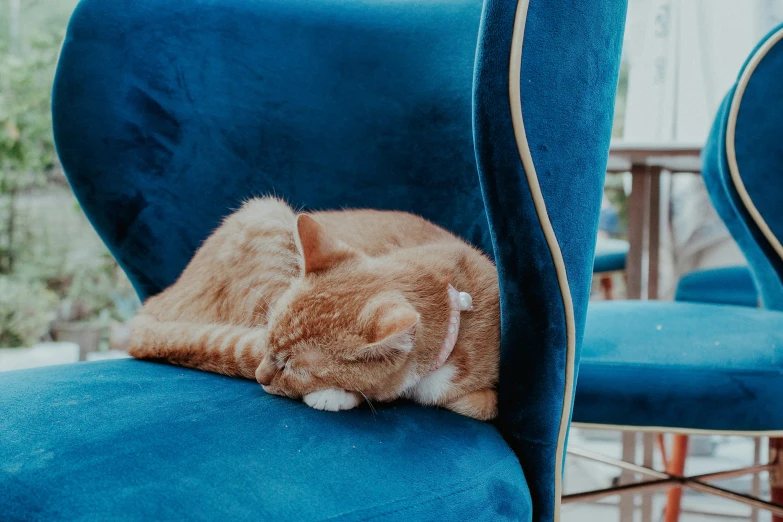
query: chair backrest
[
  {"left": 702, "top": 24, "right": 783, "bottom": 311},
  {"left": 53, "top": 0, "right": 627, "bottom": 520},
  {"left": 54, "top": 0, "right": 489, "bottom": 301}
]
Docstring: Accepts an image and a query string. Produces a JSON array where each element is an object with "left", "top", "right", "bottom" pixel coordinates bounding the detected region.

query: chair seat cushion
[
  {"left": 573, "top": 301, "right": 783, "bottom": 432},
  {"left": 0, "top": 360, "right": 531, "bottom": 521},
  {"left": 675, "top": 266, "right": 758, "bottom": 307},
  {"left": 593, "top": 237, "right": 629, "bottom": 274}
]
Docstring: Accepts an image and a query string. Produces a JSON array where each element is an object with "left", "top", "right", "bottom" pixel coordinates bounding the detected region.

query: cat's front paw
[{"left": 303, "top": 389, "right": 361, "bottom": 412}]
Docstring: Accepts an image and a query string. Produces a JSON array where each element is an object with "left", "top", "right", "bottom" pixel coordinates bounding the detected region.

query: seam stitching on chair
[
  {"left": 508, "top": 2, "right": 575, "bottom": 521},
  {"left": 725, "top": 27, "right": 783, "bottom": 264}
]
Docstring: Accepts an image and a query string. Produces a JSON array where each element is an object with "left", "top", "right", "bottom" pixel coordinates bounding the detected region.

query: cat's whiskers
[
  {"left": 250, "top": 312, "right": 267, "bottom": 324},
  {"left": 247, "top": 285, "right": 272, "bottom": 311},
  {"left": 357, "top": 390, "right": 377, "bottom": 417}
]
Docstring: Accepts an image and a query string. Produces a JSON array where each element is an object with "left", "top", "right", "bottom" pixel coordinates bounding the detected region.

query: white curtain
[
  {"left": 621, "top": 0, "right": 783, "bottom": 297},
  {"left": 624, "top": 0, "right": 782, "bottom": 142}
]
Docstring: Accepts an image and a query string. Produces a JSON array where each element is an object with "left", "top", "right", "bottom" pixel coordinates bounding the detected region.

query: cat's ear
[
  {"left": 355, "top": 304, "right": 418, "bottom": 363},
  {"left": 296, "top": 214, "right": 355, "bottom": 274}
]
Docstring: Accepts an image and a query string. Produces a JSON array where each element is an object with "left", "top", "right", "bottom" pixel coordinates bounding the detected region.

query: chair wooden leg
[
  {"left": 751, "top": 437, "right": 761, "bottom": 522},
  {"left": 663, "top": 434, "right": 689, "bottom": 522},
  {"left": 773, "top": 488, "right": 783, "bottom": 522},
  {"left": 656, "top": 433, "right": 669, "bottom": 470},
  {"left": 600, "top": 275, "right": 614, "bottom": 300},
  {"left": 771, "top": 438, "right": 783, "bottom": 522}
]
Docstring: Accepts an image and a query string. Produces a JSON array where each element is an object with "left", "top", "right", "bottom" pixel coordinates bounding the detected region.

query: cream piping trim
[
  {"left": 573, "top": 422, "right": 783, "bottom": 437},
  {"left": 509, "top": 2, "right": 576, "bottom": 521},
  {"left": 726, "top": 27, "right": 783, "bottom": 263}
]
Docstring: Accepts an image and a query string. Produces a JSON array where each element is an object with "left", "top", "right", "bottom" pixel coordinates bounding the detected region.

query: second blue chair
[{"left": 572, "top": 22, "right": 783, "bottom": 521}]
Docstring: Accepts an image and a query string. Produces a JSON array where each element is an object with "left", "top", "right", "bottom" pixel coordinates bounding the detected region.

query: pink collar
[{"left": 428, "top": 285, "right": 467, "bottom": 373}]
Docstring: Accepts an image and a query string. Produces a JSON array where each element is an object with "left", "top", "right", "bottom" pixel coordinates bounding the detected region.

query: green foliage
[
  {"left": 605, "top": 173, "right": 628, "bottom": 237},
  {"left": 0, "top": 31, "right": 61, "bottom": 189},
  {"left": 62, "top": 248, "right": 141, "bottom": 323},
  {"left": 0, "top": 0, "right": 80, "bottom": 47},
  {"left": 0, "top": 4, "right": 141, "bottom": 348},
  {"left": 606, "top": 60, "right": 630, "bottom": 236},
  {"left": 0, "top": 28, "right": 63, "bottom": 275},
  {"left": 9, "top": 192, "right": 141, "bottom": 324},
  {"left": 0, "top": 275, "right": 57, "bottom": 347}
]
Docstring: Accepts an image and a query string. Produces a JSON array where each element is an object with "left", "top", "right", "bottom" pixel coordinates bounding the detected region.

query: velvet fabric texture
[
  {"left": 593, "top": 238, "right": 629, "bottom": 274},
  {"left": 701, "top": 24, "right": 783, "bottom": 311},
  {"left": 674, "top": 266, "right": 758, "bottom": 308},
  {"left": 575, "top": 25, "right": 783, "bottom": 435},
  {"left": 0, "top": 361, "right": 531, "bottom": 521},
  {"left": 4, "top": 0, "right": 627, "bottom": 520},
  {"left": 575, "top": 301, "right": 783, "bottom": 431},
  {"left": 473, "top": 1, "right": 626, "bottom": 518},
  {"left": 52, "top": 0, "right": 490, "bottom": 301}
]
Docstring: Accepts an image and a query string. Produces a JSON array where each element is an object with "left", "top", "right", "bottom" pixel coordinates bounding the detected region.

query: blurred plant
[
  {"left": 612, "top": 59, "right": 629, "bottom": 139},
  {"left": 603, "top": 60, "right": 629, "bottom": 237},
  {"left": 604, "top": 173, "right": 628, "bottom": 237},
  {"left": 0, "top": 275, "right": 57, "bottom": 347},
  {"left": 0, "top": 2, "right": 139, "bottom": 350},
  {"left": 0, "top": 30, "right": 62, "bottom": 274},
  {"left": 58, "top": 249, "right": 140, "bottom": 323},
  {"left": 4, "top": 188, "right": 141, "bottom": 331}
]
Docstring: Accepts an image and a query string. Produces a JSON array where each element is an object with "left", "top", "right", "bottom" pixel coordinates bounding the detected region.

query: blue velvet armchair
[
  {"left": 571, "top": 23, "right": 783, "bottom": 518},
  {"left": 0, "top": 0, "right": 626, "bottom": 520}
]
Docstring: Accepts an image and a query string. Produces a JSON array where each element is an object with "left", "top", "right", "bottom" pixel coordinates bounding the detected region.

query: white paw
[{"left": 303, "top": 389, "right": 361, "bottom": 412}]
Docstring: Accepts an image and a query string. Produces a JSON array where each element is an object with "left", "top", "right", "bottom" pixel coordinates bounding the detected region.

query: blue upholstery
[
  {"left": 53, "top": 0, "right": 497, "bottom": 301},
  {"left": 0, "top": 360, "right": 531, "bottom": 521},
  {"left": 473, "top": 2, "right": 626, "bottom": 517},
  {"left": 673, "top": 25, "right": 783, "bottom": 311},
  {"left": 575, "top": 301, "right": 783, "bottom": 431},
  {"left": 1, "top": 0, "right": 627, "bottom": 520},
  {"left": 593, "top": 237, "right": 629, "bottom": 274},
  {"left": 701, "top": 26, "right": 783, "bottom": 311},
  {"left": 575, "top": 24, "right": 783, "bottom": 435},
  {"left": 675, "top": 265, "right": 758, "bottom": 307}
]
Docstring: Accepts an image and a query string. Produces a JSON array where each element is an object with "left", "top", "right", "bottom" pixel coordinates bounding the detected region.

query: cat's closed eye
[{"left": 274, "top": 353, "right": 290, "bottom": 369}]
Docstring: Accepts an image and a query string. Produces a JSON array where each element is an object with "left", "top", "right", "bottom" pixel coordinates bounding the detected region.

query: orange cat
[{"left": 129, "top": 197, "right": 500, "bottom": 420}]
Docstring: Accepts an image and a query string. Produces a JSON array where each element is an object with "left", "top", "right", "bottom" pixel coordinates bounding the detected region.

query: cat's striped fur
[
  {"left": 129, "top": 197, "right": 500, "bottom": 420},
  {"left": 129, "top": 198, "right": 301, "bottom": 378}
]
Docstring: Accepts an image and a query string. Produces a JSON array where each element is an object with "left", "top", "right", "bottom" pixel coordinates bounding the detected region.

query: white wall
[{"left": 623, "top": 0, "right": 783, "bottom": 143}]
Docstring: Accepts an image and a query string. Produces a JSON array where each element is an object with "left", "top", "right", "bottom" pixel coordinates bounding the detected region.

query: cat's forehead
[
  {"left": 295, "top": 274, "right": 384, "bottom": 312},
  {"left": 269, "top": 313, "right": 367, "bottom": 354},
  {"left": 272, "top": 289, "right": 367, "bottom": 340},
  {"left": 292, "top": 289, "right": 363, "bottom": 316}
]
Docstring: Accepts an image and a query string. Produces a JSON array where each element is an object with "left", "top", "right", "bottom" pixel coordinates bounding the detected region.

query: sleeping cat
[{"left": 129, "top": 197, "right": 500, "bottom": 420}]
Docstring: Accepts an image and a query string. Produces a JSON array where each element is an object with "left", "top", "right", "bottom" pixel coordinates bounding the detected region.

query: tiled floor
[{"left": 564, "top": 428, "right": 772, "bottom": 521}]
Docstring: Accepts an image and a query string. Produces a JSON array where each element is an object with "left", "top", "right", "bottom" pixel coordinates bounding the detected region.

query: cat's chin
[{"left": 303, "top": 389, "right": 361, "bottom": 412}]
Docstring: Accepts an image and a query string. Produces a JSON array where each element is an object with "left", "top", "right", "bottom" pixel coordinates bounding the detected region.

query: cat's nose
[{"left": 255, "top": 359, "right": 277, "bottom": 386}]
